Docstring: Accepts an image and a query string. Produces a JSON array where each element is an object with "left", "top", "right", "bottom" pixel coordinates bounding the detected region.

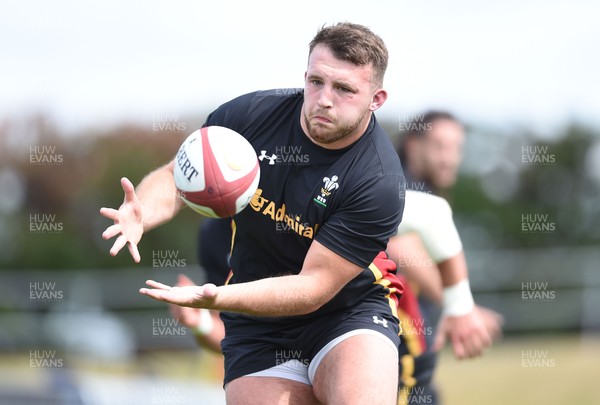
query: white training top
[{"left": 397, "top": 190, "right": 463, "bottom": 263}]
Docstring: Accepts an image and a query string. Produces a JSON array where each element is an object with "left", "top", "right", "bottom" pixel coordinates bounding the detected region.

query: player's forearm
[
  {"left": 406, "top": 263, "right": 443, "bottom": 305},
  {"left": 438, "top": 251, "right": 474, "bottom": 316},
  {"left": 136, "top": 160, "right": 184, "bottom": 232},
  {"left": 387, "top": 234, "right": 443, "bottom": 304},
  {"left": 438, "top": 251, "right": 468, "bottom": 287},
  {"left": 211, "top": 275, "right": 326, "bottom": 317}
]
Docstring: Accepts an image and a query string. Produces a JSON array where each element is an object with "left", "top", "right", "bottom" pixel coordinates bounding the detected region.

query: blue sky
[{"left": 1, "top": 0, "right": 598, "bottom": 136}]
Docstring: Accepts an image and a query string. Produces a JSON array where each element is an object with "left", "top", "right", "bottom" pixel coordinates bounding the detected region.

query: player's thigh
[
  {"left": 312, "top": 333, "right": 399, "bottom": 405},
  {"left": 225, "top": 376, "right": 320, "bottom": 405}
]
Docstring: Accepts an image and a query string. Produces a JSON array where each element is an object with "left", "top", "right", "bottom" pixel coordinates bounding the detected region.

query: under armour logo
[
  {"left": 259, "top": 150, "right": 277, "bottom": 165},
  {"left": 372, "top": 316, "right": 388, "bottom": 328}
]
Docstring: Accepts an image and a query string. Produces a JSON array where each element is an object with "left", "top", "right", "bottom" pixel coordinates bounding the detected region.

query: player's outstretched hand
[
  {"left": 433, "top": 307, "right": 493, "bottom": 359},
  {"left": 140, "top": 279, "right": 218, "bottom": 308},
  {"left": 100, "top": 177, "right": 144, "bottom": 263},
  {"left": 169, "top": 274, "right": 202, "bottom": 327},
  {"left": 474, "top": 304, "right": 504, "bottom": 340}
]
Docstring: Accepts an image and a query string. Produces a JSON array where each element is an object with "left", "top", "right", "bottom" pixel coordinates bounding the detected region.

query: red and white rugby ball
[{"left": 173, "top": 126, "right": 260, "bottom": 218}]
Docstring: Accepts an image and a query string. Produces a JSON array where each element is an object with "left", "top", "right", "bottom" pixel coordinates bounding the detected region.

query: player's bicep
[{"left": 299, "top": 239, "right": 364, "bottom": 305}]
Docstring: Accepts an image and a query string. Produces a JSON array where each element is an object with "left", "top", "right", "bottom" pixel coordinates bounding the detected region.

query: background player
[{"left": 391, "top": 111, "right": 503, "bottom": 404}]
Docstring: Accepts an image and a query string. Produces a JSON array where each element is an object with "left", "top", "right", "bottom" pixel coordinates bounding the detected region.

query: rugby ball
[{"left": 173, "top": 126, "right": 260, "bottom": 218}]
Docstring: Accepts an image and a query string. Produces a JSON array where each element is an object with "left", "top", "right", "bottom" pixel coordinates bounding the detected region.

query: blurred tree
[
  {"left": 0, "top": 116, "right": 598, "bottom": 271},
  {"left": 450, "top": 123, "right": 600, "bottom": 249},
  {"left": 0, "top": 118, "right": 202, "bottom": 270}
]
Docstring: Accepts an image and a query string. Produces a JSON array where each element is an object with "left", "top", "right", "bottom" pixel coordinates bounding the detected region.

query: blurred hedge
[{"left": 1, "top": 116, "right": 598, "bottom": 270}]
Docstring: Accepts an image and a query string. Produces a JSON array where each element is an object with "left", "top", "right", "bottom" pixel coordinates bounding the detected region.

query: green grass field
[{"left": 436, "top": 334, "right": 600, "bottom": 405}]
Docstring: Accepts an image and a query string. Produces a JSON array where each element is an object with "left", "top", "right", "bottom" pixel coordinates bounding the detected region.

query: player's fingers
[
  {"left": 110, "top": 235, "right": 128, "bottom": 256},
  {"left": 466, "top": 324, "right": 492, "bottom": 358},
  {"left": 496, "top": 311, "right": 506, "bottom": 325},
  {"left": 463, "top": 334, "right": 483, "bottom": 358},
  {"left": 432, "top": 327, "right": 447, "bottom": 352},
  {"left": 121, "top": 177, "right": 139, "bottom": 204},
  {"left": 450, "top": 332, "right": 466, "bottom": 359},
  {"left": 139, "top": 288, "right": 170, "bottom": 303},
  {"left": 479, "top": 307, "right": 504, "bottom": 338},
  {"left": 145, "top": 279, "right": 173, "bottom": 291},
  {"left": 140, "top": 288, "right": 187, "bottom": 306},
  {"left": 478, "top": 325, "right": 493, "bottom": 349},
  {"left": 127, "top": 242, "right": 141, "bottom": 263},
  {"left": 488, "top": 312, "right": 505, "bottom": 338},
  {"left": 473, "top": 332, "right": 489, "bottom": 356},
  {"left": 102, "top": 224, "right": 121, "bottom": 240},
  {"left": 100, "top": 207, "right": 120, "bottom": 221}
]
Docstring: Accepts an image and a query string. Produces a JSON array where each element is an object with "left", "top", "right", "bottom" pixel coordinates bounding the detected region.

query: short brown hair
[{"left": 309, "top": 22, "right": 388, "bottom": 87}]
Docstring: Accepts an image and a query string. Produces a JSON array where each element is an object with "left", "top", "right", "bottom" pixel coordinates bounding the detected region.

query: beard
[{"left": 303, "top": 108, "right": 371, "bottom": 145}]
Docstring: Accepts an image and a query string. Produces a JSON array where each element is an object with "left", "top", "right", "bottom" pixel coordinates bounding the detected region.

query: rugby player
[
  {"left": 172, "top": 188, "right": 500, "bottom": 404},
  {"left": 102, "top": 22, "right": 405, "bottom": 404},
  {"left": 390, "top": 111, "right": 503, "bottom": 404}
]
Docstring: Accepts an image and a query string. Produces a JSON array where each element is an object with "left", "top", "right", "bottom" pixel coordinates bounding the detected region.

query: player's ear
[{"left": 369, "top": 88, "right": 387, "bottom": 111}]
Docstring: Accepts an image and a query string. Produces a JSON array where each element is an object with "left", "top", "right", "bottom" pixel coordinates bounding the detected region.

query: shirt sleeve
[
  {"left": 397, "top": 190, "right": 462, "bottom": 263},
  {"left": 315, "top": 173, "right": 404, "bottom": 268}
]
